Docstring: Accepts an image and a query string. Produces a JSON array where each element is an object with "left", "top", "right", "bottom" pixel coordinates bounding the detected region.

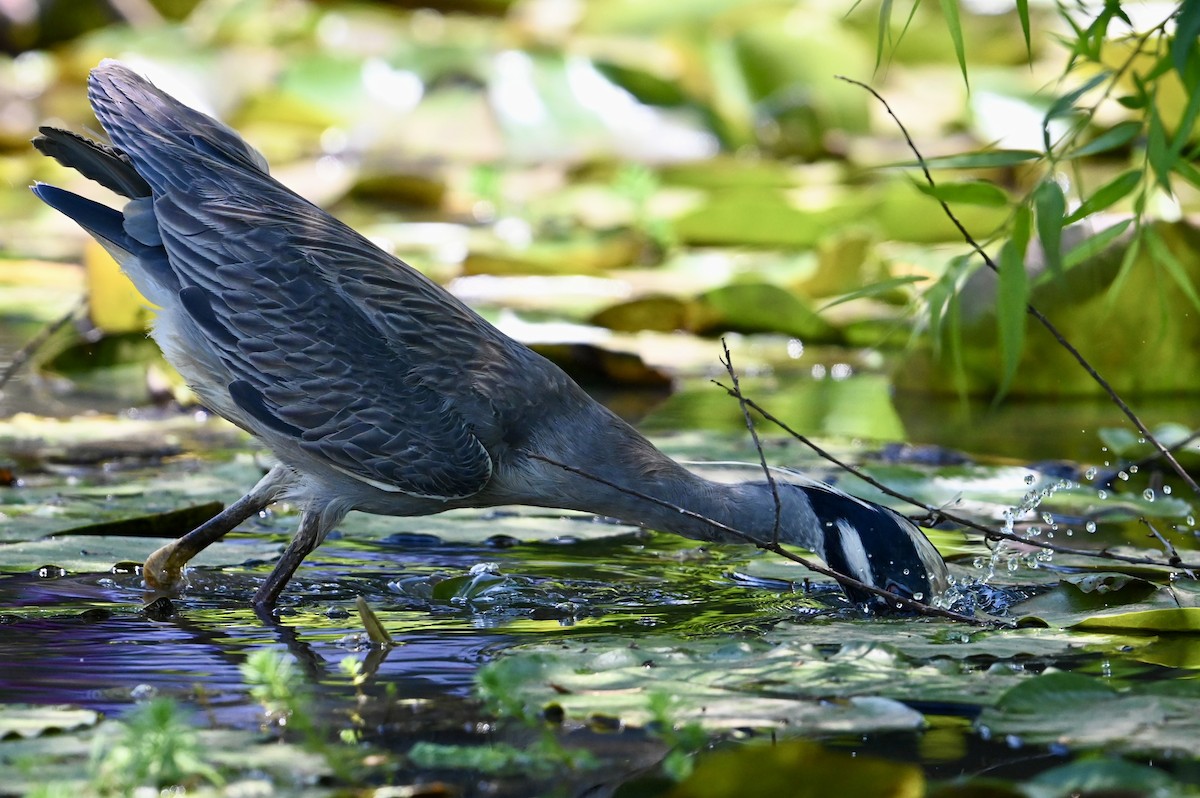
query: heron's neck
[
  {"left": 524, "top": 412, "right": 823, "bottom": 552},
  {"left": 594, "top": 469, "right": 821, "bottom": 550}
]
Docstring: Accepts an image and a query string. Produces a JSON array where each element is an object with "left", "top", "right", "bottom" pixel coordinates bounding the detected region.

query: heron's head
[{"left": 789, "top": 481, "right": 948, "bottom": 606}]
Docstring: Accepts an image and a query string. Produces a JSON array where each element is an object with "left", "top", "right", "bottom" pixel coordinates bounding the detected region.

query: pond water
[{"left": 0, "top": 367, "right": 1197, "bottom": 796}]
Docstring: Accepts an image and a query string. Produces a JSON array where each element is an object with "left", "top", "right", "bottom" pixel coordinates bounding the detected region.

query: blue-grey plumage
[{"left": 32, "top": 60, "right": 948, "bottom": 609}]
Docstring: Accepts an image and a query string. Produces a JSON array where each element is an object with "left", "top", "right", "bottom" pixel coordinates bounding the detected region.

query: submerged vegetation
[{"left": 1, "top": 0, "right": 1200, "bottom": 795}]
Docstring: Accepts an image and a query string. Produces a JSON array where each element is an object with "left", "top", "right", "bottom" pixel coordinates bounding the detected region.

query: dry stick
[
  {"left": 715, "top": 387, "right": 1200, "bottom": 572},
  {"left": 1107, "top": 429, "right": 1200, "bottom": 488},
  {"left": 524, "top": 450, "right": 994, "bottom": 627},
  {"left": 0, "top": 297, "right": 87, "bottom": 391},
  {"left": 1139, "top": 518, "right": 1196, "bottom": 578},
  {"left": 836, "top": 75, "right": 1200, "bottom": 501},
  {"left": 719, "top": 338, "right": 782, "bottom": 545}
]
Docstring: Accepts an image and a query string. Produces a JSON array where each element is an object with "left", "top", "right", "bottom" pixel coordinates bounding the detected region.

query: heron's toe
[{"left": 143, "top": 541, "right": 189, "bottom": 593}]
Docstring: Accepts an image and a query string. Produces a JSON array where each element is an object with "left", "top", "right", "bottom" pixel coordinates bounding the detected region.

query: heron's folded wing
[{"left": 145, "top": 167, "right": 493, "bottom": 501}]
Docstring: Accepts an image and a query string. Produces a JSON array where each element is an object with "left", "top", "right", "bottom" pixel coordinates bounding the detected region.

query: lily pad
[
  {"left": 978, "top": 671, "right": 1200, "bottom": 755},
  {"left": 0, "top": 705, "right": 100, "bottom": 739}
]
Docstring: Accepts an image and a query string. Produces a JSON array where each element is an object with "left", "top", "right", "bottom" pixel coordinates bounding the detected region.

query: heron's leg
[
  {"left": 252, "top": 508, "right": 330, "bottom": 608},
  {"left": 144, "top": 464, "right": 292, "bottom": 593}
]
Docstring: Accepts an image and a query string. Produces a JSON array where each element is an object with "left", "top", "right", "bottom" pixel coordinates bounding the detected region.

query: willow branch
[{"left": 835, "top": 75, "right": 1200, "bottom": 500}]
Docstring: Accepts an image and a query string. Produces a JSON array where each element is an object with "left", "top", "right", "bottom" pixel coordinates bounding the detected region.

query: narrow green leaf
[
  {"left": 938, "top": 0, "right": 969, "bottom": 89},
  {"left": 1103, "top": 228, "right": 1142, "bottom": 311},
  {"left": 1016, "top": 0, "right": 1031, "bottom": 61},
  {"left": 946, "top": 263, "right": 969, "bottom": 400},
  {"left": 1169, "top": 69, "right": 1200, "bottom": 157},
  {"left": 1067, "top": 120, "right": 1142, "bottom": 158},
  {"left": 1043, "top": 73, "right": 1109, "bottom": 148},
  {"left": 1176, "top": 158, "right": 1200, "bottom": 190},
  {"left": 1034, "top": 180, "right": 1065, "bottom": 278},
  {"left": 995, "top": 210, "right": 1030, "bottom": 400},
  {"left": 1146, "top": 111, "right": 1174, "bottom": 189},
  {"left": 913, "top": 179, "right": 1009, "bottom": 207},
  {"left": 1144, "top": 225, "right": 1200, "bottom": 314},
  {"left": 1174, "top": 2, "right": 1200, "bottom": 77},
  {"left": 1063, "top": 169, "right": 1142, "bottom": 224},
  {"left": 872, "top": 0, "right": 893, "bottom": 70},
  {"left": 820, "top": 275, "right": 928, "bottom": 311},
  {"left": 891, "top": 150, "right": 1041, "bottom": 169},
  {"left": 1062, "top": 218, "right": 1132, "bottom": 269}
]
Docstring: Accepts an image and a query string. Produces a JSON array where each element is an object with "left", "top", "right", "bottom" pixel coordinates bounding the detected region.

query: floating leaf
[
  {"left": 0, "top": 705, "right": 100, "bottom": 739},
  {"left": 1071, "top": 608, "right": 1200, "bottom": 633},
  {"left": 671, "top": 740, "right": 923, "bottom": 798}
]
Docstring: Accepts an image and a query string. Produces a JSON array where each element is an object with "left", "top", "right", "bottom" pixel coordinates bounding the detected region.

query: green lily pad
[
  {"left": 1070, "top": 607, "right": 1200, "bottom": 633},
  {"left": 978, "top": 671, "right": 1200, "bottom": 755},
  {"left": 0, "top": 705, "right": 100, "bottom": 739},
  {"left": 670, "top": 740, "right": 923, "bottom": 798}
]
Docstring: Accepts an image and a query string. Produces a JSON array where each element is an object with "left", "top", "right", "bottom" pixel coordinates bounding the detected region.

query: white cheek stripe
[{"left": 836, "top": 519, "right": 876, "bottom": 586}]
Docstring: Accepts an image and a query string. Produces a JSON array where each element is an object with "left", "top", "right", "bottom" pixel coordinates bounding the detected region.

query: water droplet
[
  {"left": 1143, "top": 488, "right": 1155, "bottom": 502},
  {"left": 1164, "top": 485, "right": 1172, "bottom": 495},
  {"left": 973, "top": 557, "right": 985, "bottom": 570},
  {"left": 1085, "top": 521, "right": 1097, "bottom": 533},
  {"left": 1007, "top": 557, "right": 1019, "bottom": 572},
  {"left": 1084, "top": 467, "right": 1097, "bottom": 480},
  {"left": 913, "top": 592, "right": 923, "bottom": 601},
  {"left": 1129, "top": 465, "right": 1139, "bottom": 474},
  {"left": 902, "top": 568, "right": 910, "bottom": 576},
  {"left": 1041, "top": 512, "right": 1053, "bottom": 525},
  {"left": 1024, "top": 474, "right": 1035, "bottom": 485},
  {"left": 1137, "top": 437, "right": 1146, "bottom": 444},
  {"left": 1097, "top": 489, "right": 1108, "bottom": 500},
  {"left": 1188, "top": 515, "right": 1196, "bottom": 527},
  {"left": 1118, "top": 471, "right": 1129, "bottom": 481}
]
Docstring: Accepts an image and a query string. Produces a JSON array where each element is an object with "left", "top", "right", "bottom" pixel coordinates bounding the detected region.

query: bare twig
[
  {"left": 1104, "top": 429, "right": 1200, "bottom": 488},
  {"left": 523, "top": 451, "right": 996, "bottom": 627},
  {"left": 719, "top": 339, "right": 782, "bottom": 545},
  {"left": 1140, "top": 518, "right": 1195, "bottom": 578},
  {"left": 0, "top": 297, "right": 87, "bottom": 391},
  {"left": 835, "top": 75, "right": 1200, "bottom": 500},
  {"left": 713, "top": 384, "right": 1200, "bottom": 572}
]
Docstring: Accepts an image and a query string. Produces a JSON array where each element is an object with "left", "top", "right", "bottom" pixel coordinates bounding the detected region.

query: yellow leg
[{"left": 144, "top": 464, "right": 291, "bottom": 594}]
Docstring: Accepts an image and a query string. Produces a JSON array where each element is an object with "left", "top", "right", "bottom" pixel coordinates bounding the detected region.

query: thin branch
[
  {"left": 713, "top": 384, "right": 1200, "bottom": 573},
  {"left": 719, "top": 338, "right": 781, "bottom": 545},
  {"left": 523, "top": 451, "right": 994, "bottom": 626},
  {"left": 1140, "top": 518, "right": 1195, "bottom": 578},
  {"left": 1102, "top": 428, "right": 1200, "bottom": 488},
  {"left": 0, "top": 297, "right": 87, "bottom": 391},
  {"left": 836, "top": 74, "right": 1200, "bottom": 500}
]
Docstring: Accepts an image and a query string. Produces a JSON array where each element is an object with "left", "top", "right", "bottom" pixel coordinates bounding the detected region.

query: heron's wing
[
  {"left": 87, "top": 65, "right": 494, "bottom": 500},
  {"left": 172, "top": 173, "right": 493, "bottom": 499},
  {"left": 88, "top": 60, "right": 270, "bottom": 176}
]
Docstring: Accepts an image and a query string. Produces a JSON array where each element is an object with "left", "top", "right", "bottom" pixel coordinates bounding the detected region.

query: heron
[{"left": 31, "top": 61, "right": 947, "bottom": 610}]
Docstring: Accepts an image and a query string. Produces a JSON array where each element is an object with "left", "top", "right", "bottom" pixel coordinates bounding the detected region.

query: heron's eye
[{"left": 883, "top": 578, "right": 916, "bottom": 600}]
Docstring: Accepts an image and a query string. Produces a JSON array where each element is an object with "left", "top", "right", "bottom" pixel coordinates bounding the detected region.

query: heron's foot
[{"left": 143, "top": 540, "right": 190, "bottom": 594}]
